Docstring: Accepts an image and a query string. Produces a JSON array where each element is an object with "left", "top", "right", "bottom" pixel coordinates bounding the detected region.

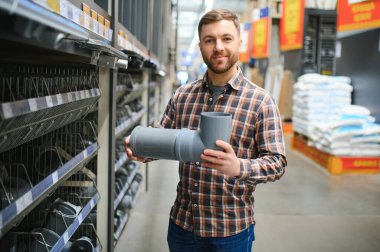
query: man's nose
[{"left": 214, "top": 39, "right": 224, "bottom": 51}]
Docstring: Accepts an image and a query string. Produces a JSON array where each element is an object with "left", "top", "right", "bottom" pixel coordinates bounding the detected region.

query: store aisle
[
  {"left": 115, "top": 136, "right": 380, "bottom": 252},
  {"left": 114, "top": 159, "right": 179, "bottom": 252}
]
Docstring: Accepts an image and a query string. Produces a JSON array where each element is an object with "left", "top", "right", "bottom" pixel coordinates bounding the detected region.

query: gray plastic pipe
[{"left": 129, "top": 112, "right": 232, "bottom": 162}]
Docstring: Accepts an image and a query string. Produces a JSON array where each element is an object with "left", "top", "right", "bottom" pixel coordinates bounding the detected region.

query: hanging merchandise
[
  {"left": 337, "top": 0, "right": 380, "bottom": 32},
  {"left": 280, "top": 0, "right": 305, "bottom": 51},
  {"left": 251, "top": 7, "right": 271, "bottom": 59}
]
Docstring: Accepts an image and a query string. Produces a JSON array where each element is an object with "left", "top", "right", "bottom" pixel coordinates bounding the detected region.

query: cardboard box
[{"left": 278, "top": 70, "right": 294, "bottom": 121}]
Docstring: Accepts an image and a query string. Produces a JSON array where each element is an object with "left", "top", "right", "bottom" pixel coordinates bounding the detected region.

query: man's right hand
[{"left": 124, "top": 135, "right": 147, "bottom": 163}]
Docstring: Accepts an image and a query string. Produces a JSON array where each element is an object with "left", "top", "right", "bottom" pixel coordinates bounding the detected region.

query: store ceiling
[{"left": 176, "top": 0, "right": 247, "bottom": 71}]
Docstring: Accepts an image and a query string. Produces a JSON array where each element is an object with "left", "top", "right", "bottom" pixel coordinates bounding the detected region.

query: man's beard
[{"left": 203, "top": 53, "right": 238, "bottom": 74}]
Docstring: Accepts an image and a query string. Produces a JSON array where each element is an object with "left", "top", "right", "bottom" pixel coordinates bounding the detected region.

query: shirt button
[
  {"left": 193, "top": 204, "right": 198, "bottom": 208},
  {"left": 194, "top": 182, "right": 198, "bottom": 187},
  {"left": 209, "top": 97, "right": 213, "bottom": 101},
  {"left": 195, "top": 162, "right": 200, "bottom": 166}
]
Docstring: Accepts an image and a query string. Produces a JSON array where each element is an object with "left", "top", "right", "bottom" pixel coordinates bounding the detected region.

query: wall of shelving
[
  {"left": 0, "top": 0, "right": 174, "bottom": 251},
  {"left": 281, "top": 8, "right": 337, "bottom": 79}
]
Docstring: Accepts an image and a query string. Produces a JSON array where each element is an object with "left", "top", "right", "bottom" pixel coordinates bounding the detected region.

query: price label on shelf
[
  {"left": 90, "top": 198, "right": 95, "bottom": 208},
  {"left": 46, "top": 96, "right": 53, "bottom": 107},
  {"left": 105, "top": 19, "right": 111, "bottom": 40},
  {"left": 108, "top": 29, "right": 113, "bottom": 41},
  {"left": 15, "top": 191, "right": 33, "bottom": 213},
  {"left": 52, "top": 171, "right": 58, "bottom": 184},
  {"left": 124, "top": 34, "right": 129, "bottom": 49},
  {"left": 57, "top": 94, "right": 63, "bottom": 104},
  {"left": 47, "top": 0, "right": 60, "bottom": 13},
  {"left": 82, "top": 3, "right": 91, "bottom": 29},
  {"left": 72, "top": 5, "right": 82, "bottom": 24},
  {"left": 98, "top": 14, "right": 104, "bottom": 37},
  {"left": 82, "top": 3, "right": 90, "bottom": 15},
  {"left": 63, "top": 232, "right": 70, "bottom": 243},
  {"left": 83, "top": 13, "right": 91, "bottom": 30},
  {"left": 59, "top": 0, "right": 68, "bottom": 18},
  {"left": 66, "top": 2, "right": 73, "bottom": 21},
  {"left": 67, "top": 92, "right": 73, "bottom": 102},
  {"left": 118, "top": 30, "right": 124, "bottom": 47},
  {"left": 78, "top": 213, "right": 83, "bottom": 224},
  {"left": 28, "top": 99, "right": 38, "bottom": 112},
  {"left": 91, "top": 10, "right": 98, "bottom": 33}
]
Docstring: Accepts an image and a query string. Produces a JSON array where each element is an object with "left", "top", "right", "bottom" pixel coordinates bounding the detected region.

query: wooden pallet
[
  {"left": 291, "top": 133, "right": 380, "bottom": 174},
  {"left": 282, "top": 122, "right": 293, "bottom": 135}
]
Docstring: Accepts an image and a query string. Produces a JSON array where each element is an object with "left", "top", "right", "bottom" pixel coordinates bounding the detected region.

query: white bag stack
[{"left": 292, "top": 73, "right": 380, "bottom": 156}]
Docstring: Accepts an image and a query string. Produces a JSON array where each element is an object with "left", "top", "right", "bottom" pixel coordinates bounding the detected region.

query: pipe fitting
[{"left": 129, "top": 112, "right": 232, "bottom": 162}]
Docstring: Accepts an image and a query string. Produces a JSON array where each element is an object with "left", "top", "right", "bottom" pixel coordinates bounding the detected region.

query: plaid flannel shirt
[{"left": 160, "top": 67, "right": 287, "bottom": 237}]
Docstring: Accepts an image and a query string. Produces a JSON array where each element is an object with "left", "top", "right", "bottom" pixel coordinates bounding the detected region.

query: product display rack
[
  {"left": 0, "top": 0, "right": 171, "bottom": 251},
  {"left": 0, "top": 0, "right": 117, "bottom": 247},
  {"left": 282, "top": 8, "right": 337, "bottom": 79}
]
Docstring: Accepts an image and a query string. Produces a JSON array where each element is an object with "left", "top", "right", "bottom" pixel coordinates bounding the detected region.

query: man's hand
[
  {"left": 124, "top": 135, "right": 147, "bottom": 163},
  {"left": 200, "top": 140, "right": 240, "bottom": 177}
]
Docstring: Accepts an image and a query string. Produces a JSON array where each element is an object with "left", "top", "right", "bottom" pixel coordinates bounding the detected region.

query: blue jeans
[{"left": 167, "top": 219, "right": 255, "bottom": 252}]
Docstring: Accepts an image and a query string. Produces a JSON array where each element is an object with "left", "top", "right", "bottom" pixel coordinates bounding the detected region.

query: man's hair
[{"left": 198, "top": 9, "right": 240, "bottom": 39}]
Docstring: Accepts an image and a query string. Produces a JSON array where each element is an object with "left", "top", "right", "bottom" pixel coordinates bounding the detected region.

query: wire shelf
[
  {"left": 115, "top": 106, "right": 146, "bottom": 138},
  {"left": 117, "top": 72, "right": 147, "bottom": 105},
  {"left": 0, "top": 63, "right": 101, "bottom": 153},
  {"left": 0, "top": 121, "right": 99, "bottom": 237},
  {"left": 0, "top": 192, "right": 101, "bottom": 252},
  {"left": 114, "top": 175, "right": 142, "bottom": 243},
  {"left": 114, "top": 162, "right": 141, "bottom": 211},
  {"left": 0, "top": 0, "right": 89, "bottom": 41}
]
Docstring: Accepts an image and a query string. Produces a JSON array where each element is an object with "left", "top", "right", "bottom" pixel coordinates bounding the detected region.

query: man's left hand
[{"left": 200, "top": 140, "right": 240, "bottom": 177}]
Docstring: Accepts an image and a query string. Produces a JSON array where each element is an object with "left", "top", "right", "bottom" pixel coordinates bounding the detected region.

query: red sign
[
  {"left": 251, "top": 8, "right": 271, "bottom": 59},
  {"left": 338, "top": 0, "right": 380, "bottom": 32},
  {"left": 280, "top": 0, "right": 305, "bottom": 51},
  {"left": 341, "top": 158, "right": 380, "bottom": 171}
]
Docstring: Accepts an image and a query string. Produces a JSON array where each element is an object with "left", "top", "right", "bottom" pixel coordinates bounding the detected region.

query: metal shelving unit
[
  {"left": 0, "top": 1, "right": 123, "bottom": 251},
  {"left": 0, "top": 142, "right": 98, "bottom": 236},
  {"left": 0, "top": 0, "right": 172, "bottom": 251},
  {"left": 301, "top": 8, "right": 337, "bottom": 76},
  {"left": 282, "top": 8, "right": 337, "bottom": 79},
  {"left": 50, "top": 193, "right": 101, "bottom": 252}
]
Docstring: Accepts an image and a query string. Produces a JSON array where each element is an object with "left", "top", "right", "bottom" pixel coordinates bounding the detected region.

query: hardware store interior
[{"left": 0, "top": 0, "right": 380, "bottom": 251}]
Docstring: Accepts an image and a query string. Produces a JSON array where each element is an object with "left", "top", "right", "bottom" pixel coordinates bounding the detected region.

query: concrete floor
[{"left": 115, "top": 137, "right": 380, "bottom": 252}]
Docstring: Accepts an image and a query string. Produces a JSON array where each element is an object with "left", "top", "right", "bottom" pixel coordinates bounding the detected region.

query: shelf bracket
[
  {"left": 91, "top": 51, "right": 101, "bottom": 65},
  {"left": 98, "top": 55, "right": 117, "bottom": 69}
]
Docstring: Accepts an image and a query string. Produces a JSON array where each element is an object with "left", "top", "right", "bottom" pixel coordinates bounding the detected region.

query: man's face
[{"left": 199, "top": 20, "right": 241, "bottom": 74}]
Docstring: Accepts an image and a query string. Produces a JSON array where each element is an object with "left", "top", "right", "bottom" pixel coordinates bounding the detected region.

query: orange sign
[
  {"left": 341, "top": 158, "right": 380, "bottom": 170},
  {"left": 239, "top": 23, "right": 252, "bottom": 63},
  {"left": 280, "top": 0, "right": 305, "bottom": 51},
  {"left": 337, "top": 0, "right": 380, "bottom": 31},
  {"left": 82, "top": 3, "right": 90, "bottom": 15},
  {"left": 251, "top": 8, "right": 271, "bottom": 59}
]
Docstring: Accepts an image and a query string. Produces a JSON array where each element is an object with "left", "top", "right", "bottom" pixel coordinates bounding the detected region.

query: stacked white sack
[
  {"left": 311, "top": 105, "right": 380, "bottom": 156},
  {"left": 292, "top": 73, "right": 352, "bottom": 137},
  {"left": 292, "top": 73, "right": 380, "bottom": 156}
]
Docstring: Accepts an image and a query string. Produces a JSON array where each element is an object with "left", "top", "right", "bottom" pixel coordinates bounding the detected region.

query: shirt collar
[{"left": 198, "top": 66, "right": 244, "bottom": 91}]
